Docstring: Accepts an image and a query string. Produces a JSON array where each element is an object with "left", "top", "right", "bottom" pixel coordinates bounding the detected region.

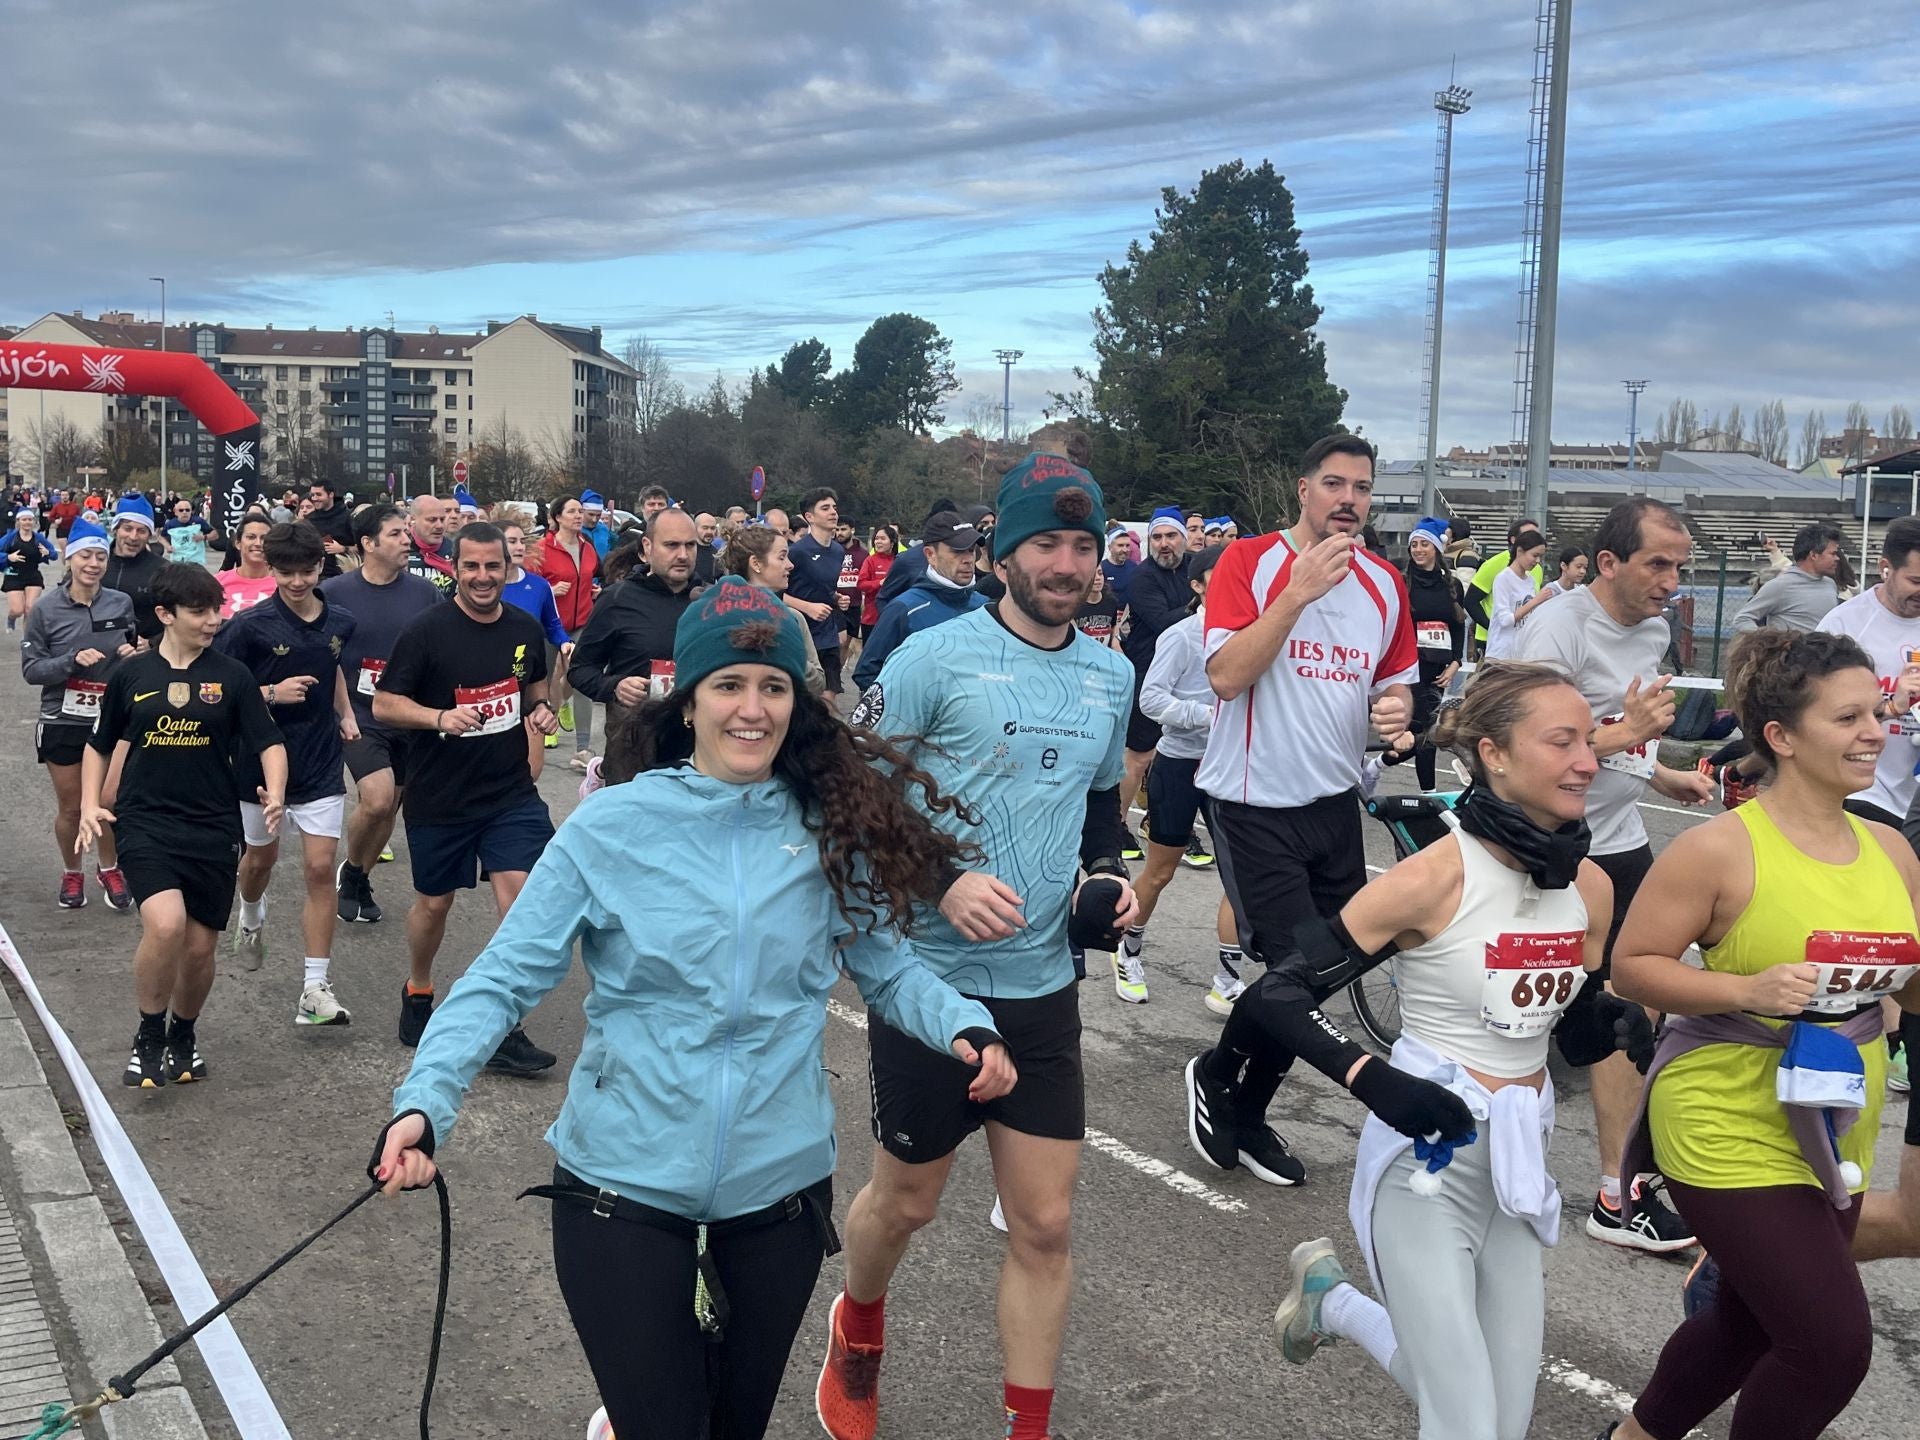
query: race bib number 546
[
  {"left": 1800, "top": 931, "right": 1920, "bottom": 1015},
  {"left": 1482, "top": 930, "right": 1586, "bottom": 1037},
  {"left": 454, "top": 678, "right": 521, "bottom": 737}
]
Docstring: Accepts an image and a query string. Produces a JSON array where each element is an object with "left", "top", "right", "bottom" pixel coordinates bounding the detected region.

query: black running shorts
[
  {"left": 1125, "top": 664, "right": 1161, "bottom": 753},
  {"left": 343, "top": 725, "right": 409, "bottom": 787},
  {"left": 869, "top": 984, "right": 1084, "bottom": 1163},
  {"left": 116, "top": 836, "right": 241, "bottom": 931},
  {"left": 34, "top": 723, "right": 88, "bottom": 768},
  {"left": 1145, "top": 755, "right": 1203, "bottom": 849}
]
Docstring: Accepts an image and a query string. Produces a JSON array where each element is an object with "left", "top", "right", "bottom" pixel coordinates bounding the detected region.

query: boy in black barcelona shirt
[
  {"left": 81, "top": 564, "right": 286, "bottom": 1088},
  {"left": 373, "top": 522, "right": 561, "bottom": 1076},
  {"left": 213, "top": 522, "right": 360, "bottom": 1026}
]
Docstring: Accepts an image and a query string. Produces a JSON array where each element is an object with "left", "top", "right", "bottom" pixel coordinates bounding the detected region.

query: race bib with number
[
  {"left": 837, "top": 565, "right": 861, "bottom": 593},
  {"left": 454, "top": 678, "right": 521, "bottom": 737},
  {"left": 356, "top": 659, "right": 386, "bottom": 697},
  {"left": 1482, "top": 930, "right": 1587, "bottom": 1037},
  {"left": 648, "top": 661, "right": 676, "bottom": 702},
  {"left": 1597, "top": 711, "right": 1656, "bottom": 779},
  {"left": 1799, "top": 931, "right": 1920, "bottom": 1015},
  {"left": 1416, "top": 620, "right": 1451, "bottom": 653},
  {"left": 60, "top": 678, "right": 106, "bottom": 720}
]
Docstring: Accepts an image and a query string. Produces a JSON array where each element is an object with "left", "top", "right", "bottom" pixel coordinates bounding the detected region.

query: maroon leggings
[{"left": 1633, "top": 1180, "right": 1869, "bottom": 1440}]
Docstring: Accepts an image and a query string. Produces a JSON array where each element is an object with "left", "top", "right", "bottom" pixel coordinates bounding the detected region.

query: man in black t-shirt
[
  {"left": 81, "top": 564, "right": 285, "bottom": 1089},
  {"left": 213, "top": 522, "right": 360, "bottom": 1025},
  {"left": 374, "top": 522, "right": 561, "bottom": 1076}
]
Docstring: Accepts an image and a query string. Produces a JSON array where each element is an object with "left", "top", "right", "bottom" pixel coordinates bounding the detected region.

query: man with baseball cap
[
  {"left": 851, "top": 512, "right": 987, "bottom": 691},
  {"left": 1117, "top": 505, "right": 1195, "bottom": 856}
]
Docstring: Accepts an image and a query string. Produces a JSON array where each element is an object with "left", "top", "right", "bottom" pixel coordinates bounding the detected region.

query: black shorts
[
  {"left": 1590, "top": 844, "right": 1654, "bottom": 982},
  {"left": 405, "top": 796, "right": 554, "bottom": 896},
  {"left": 1209, "top": 790, "right": 1365, "bottom": 965},
  {"left": 116, "top": 835, "right": 241, "bottom": 931},
  {"left": 35, "top": 723, "right": 88, "bottom": 768},
  {"left": 869, "top": 984, "right": 1084, "bottom": 1163},
  {"left": 3, "top": 572, "right": 45, "bottom": 593},
  {"left": 1125, "top": 664, "right": 1161, "bottom": 753},
  {"left": 1904, "top": 1009, "right": 1920, "bottom": 1148},
  {"left": 343, "top": 725, "right": 409, "bottom": 787},
  {"left": 1145, "top": 755, "right": 1204, "bottom": 848}
]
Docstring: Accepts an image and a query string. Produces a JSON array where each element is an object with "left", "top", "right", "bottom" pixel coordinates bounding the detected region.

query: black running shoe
[
  {"left": 165, "top": 1030, "right": 208, "bottom": 1084},
  {"left": 123, "top": 1030, "right": 169, "bottom": 1089},
  {"left": 1185, "top": 1055, "right": 1240, "bottom": 1171},
  {"left": 1237, "top": 1124, "right": 1306, "bottom": 1187},
  {"left": 354, "top": 866, "right": 382, "bottom": 924},
  {"left": 336, "top": 861, "right": 363, "bottom": 924},
  {"left": 486, "top": 1026, "right": 557, "bottom": 1076},
  {"left": 1585, "top": 1178, "right": 1697, "bottom": 1253},
  {"left": 1120, "top": 827, "right": 1144, "bottom": 862},
  {"left": 398, "top": 986, "right": 434, "bottom": 1048}
]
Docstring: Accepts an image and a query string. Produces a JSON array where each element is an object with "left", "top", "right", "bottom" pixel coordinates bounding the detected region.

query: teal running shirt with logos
[{"left": 853, "top": 606, "right": 1132, "bottom": 999}]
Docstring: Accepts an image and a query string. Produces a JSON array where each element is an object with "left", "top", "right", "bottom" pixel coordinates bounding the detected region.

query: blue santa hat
[
  {"left": 580, "top": 489, "right": 606, "bottom": 511},
  {"left": 112, "top": 494, "right": 156, "bottom": 532},
  {"left": 63, "top": 517, "right": 109, "bottom": 556},
  {"left": 452, "top": 482, "right": 479, "bottom": 514},
  {"left": 1411, "top": 516, "right": 1451, "bottom": 547},
  {"left": 1776, "top": 1019, "right": 1869, "bottom": 1191},
  {"left": 1148, "top": 506, "right": 1186, "bottom": 536},
  {"left": 15, "top": 506, "right": 37, "bottom": 521}
]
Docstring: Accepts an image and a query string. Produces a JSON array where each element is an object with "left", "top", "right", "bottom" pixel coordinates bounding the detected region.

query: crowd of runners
[{"left": 9, "top": 439, "right": 1920, "bottom": 1440}]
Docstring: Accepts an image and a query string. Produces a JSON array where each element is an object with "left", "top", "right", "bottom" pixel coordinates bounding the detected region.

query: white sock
[
  {"left": 302, "top": 956, "right": 329, "bottom": 988},
  {"left": 1322, "top": 1281, "right": 1398, "bottom": 1373},
  {"left": 1600, "top": 1174, "right": 1623, "bottom": 1207},
  {"left": 239, "top": 895, "right": 266, "bottom": 930},
  {"left": 1218, "top": 943, "right": 1244, "bottom": 981},
  {"left": 1122, "top": 925, "right": 1145, "bottom": 957}
]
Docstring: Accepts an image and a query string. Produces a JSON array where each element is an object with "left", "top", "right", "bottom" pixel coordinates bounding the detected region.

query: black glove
[
  {"left": 367, "top": 1109, "right": 436, "bottom": 1187},
  {"left": 1067, "top": 876, "right": 1127, "bottom": 952},
  {"left": 1349, "top": 1059, "right": 1476, "bottom": 1142},
  {"left": 1555, "top": 976, "right": 1656, "bottom": 1072}
]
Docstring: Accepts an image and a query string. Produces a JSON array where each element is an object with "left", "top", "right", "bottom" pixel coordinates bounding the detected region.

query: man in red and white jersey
[{"left": 1184, "top": 433, "right": 1415, "bottom": 1185}]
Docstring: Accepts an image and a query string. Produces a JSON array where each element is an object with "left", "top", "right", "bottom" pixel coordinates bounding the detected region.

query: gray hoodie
[
  {"left": 19, "top": 582, "right": 136, "bottom": 727},
  {"left": 1730, "top": 565, "right": 1839, "bottom": 636}
]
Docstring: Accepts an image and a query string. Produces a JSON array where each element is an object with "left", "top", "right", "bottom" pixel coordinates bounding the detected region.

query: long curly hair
[{"left": 602, "top": 684, "right": 980, "bottom": 937}]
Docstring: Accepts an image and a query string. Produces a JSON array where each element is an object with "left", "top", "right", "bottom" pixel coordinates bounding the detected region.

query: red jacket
[
  {"left": 530, "top": 530, "right": 599, "bottom": 632},
  {"left": 856, "top": 552, "right": 895, "bottom": 627}
]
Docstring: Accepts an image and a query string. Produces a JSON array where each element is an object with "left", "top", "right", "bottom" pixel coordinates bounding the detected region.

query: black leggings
[
  {"left": 550, "top": 1179, "right": 832, "bottom": 1439},
  {"left": 1632, "top": 1181, "right": 1868, "bottom": 1440}
]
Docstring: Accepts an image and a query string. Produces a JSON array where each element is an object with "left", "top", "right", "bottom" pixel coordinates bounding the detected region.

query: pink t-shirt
[{"left": 219, "top": 571, "right": 277, "bottom": 619}]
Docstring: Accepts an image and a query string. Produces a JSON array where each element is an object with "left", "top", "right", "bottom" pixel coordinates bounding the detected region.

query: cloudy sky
[{"left": 5, "top": 0, "right": 1915, "bottom": 460}]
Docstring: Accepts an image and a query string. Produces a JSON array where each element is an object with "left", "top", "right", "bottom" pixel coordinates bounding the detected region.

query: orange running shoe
[{"left": 815, "top": 1292, "right": 883, "bottom": 1439}]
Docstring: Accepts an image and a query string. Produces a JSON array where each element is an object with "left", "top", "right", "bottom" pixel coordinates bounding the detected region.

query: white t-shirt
[
  {"left": 1484, "top": 567, "right": 1538, "bottom": 660},
  {"left": 1198, "top": 532, "right": 1418, "bottom": 809},
  {"left": 1516, "top": 585, "right": 1670, "bottom": 855},
  {"left": 1817, "top": 588, "right": 1920, "bottom": 819}
]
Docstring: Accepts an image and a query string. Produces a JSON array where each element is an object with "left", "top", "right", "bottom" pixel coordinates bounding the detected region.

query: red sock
[
  {"left": 1004, "top": 1383, "right": 1053, "bottom": 1440},
  {"left": 839, "top": 1290, "right": 885, "bottom": 1349}
]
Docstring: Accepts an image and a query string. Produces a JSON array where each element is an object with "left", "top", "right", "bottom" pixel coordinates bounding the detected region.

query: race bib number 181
[{"left": 1482, "top": 930, "right": 1587, "bottom": 1037}]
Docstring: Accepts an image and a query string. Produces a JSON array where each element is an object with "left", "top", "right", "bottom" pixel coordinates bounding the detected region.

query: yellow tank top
[{"left": 1650, "top": 803, "right": 1908, "bottom": 1192}]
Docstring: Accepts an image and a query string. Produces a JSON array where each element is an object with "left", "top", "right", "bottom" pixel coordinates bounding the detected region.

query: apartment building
[{"left": 4, "top": 309, "right": 635, "bottom": 489}]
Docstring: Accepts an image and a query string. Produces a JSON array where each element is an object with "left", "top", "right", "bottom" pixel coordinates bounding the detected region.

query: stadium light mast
[
  {"left": 1520, "top": 0, "right": 1566, "bottom": 533},
  {"left": 994, "top": 350, "right": 1023, "bottom": 443},
  {"left": 1418, "top": 81, "right": 1472, "bottom": 518},
  {"left": 152, "top": 276, "right": 167, "bottom": 495},
  {"left": 1623, "top": 379, "right": 1648, "bottom": 473}
]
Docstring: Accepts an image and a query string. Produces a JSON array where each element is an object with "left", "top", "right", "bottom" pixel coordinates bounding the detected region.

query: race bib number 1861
[{"left": 454, "top": 678, "right": 521, "bottom": 737}]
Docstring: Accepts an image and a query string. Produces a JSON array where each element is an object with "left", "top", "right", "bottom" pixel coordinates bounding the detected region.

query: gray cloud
[{"left": 2, "top": 0, "right": 1914, "bottom": 461}]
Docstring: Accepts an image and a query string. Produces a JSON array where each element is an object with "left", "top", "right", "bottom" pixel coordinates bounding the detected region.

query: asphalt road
[{"left": 1, "top": 640, "right": 1916, "bottom": 1439}]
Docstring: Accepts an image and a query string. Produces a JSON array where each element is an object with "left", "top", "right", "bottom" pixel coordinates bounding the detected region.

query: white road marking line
[{"left": 825, "top": 1000, "right": 1248, "bottom": 1214}]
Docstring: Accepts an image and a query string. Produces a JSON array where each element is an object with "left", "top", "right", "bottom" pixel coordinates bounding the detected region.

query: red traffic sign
[
  {"left": 750, "top": 465, "right": 766, "bottom": 501},
  {"left": 452, "top": 460, "right": 469, "bottom": 485}
]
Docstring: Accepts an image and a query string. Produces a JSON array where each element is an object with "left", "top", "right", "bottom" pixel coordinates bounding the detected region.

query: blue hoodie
[{"left": 393, "top": 767, "right": 992, "bottom": 1220}]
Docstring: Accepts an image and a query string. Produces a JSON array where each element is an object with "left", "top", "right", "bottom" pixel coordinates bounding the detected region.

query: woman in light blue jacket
[{"left": 371, "top": 578, "right": 1014, "bottom": 1440}]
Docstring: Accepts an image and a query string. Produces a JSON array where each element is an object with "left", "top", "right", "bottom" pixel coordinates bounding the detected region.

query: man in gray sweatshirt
[{"left": 1731, "top": 522, "right": 1843, "bottom": 634}]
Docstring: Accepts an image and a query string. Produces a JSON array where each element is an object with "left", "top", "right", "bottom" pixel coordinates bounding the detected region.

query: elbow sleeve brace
[
  {"left": 1080, "top": 786, "right": 1128, "bottom": 878},
  {"left": 1251, "top": 915, "right": 1401, "bottom": 1086}
]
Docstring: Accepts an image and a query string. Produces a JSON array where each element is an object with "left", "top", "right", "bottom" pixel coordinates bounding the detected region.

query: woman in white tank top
[{"left": 1217, "top": 664, "right": 1654, "bottom": 1439}]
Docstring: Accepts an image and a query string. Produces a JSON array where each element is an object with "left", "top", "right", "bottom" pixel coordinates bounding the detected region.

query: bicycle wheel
[{"left": 1347, "top": 966, "right": 1401, "bottom": 1054}]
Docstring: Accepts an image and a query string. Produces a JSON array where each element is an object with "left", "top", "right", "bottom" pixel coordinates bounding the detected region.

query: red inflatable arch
[{"left": 0, "top": 339, "right": 262, "bottom": 531}]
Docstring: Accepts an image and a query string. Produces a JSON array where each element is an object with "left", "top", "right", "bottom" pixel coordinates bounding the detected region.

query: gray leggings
[{"left": 1367, "top": 1139, "right": 1544, "bottom": 1440}]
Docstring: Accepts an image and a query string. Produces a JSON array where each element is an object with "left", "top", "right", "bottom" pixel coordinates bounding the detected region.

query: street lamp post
[
  {"left": 1623, "top": 379, "right": 1648, "bottom": 474},
  {"left": 993, "top": 349, "right": 1023, "bottom": 444},
  {"left": 151, "top": 277, "right": 167, "bottom": 496}
]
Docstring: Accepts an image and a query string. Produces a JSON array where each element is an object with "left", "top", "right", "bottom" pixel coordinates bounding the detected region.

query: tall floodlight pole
[
  {"left": 151, "top": 277, "right": 167, "bottom": 495},
  {"left": 1521, "top": 0, "right": 1573, "bottom": 529},
  {"left": 1419, "top": 83, "right": 1472, "bottom": 518},
  {"left": 993, "top": 350, "right": 1023, "bottom": 443},
  {"left": 1624, "top": 379, "right": 1648, "bottom": 472}
]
